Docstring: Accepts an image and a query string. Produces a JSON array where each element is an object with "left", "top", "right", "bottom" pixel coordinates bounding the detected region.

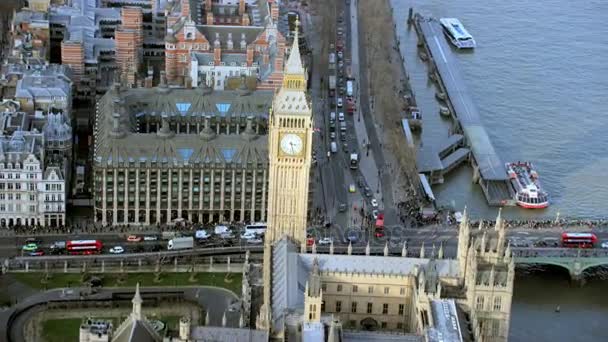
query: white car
[
  {"left": 337, "top": 98, "right": 343, "bottom": 108},
  {"left": 338, "top": 112, "right": 345, "bottom": 121},
  {"left": 371, "top": 199, "right": 378, "bottom": 208},
  {"left": 143, "top": 235, "right": 158, "bottom": 241},
  {"left": 337, "top": 51, "right": 343, "bottom": 59},
  {"left": 372, "top": 210, "right": 379, "bottom": 220},
  {"left": 247, "top": 238, "right": 263, "bottom": 244},
  {"left": 241, "top": 232, "right": 257, "bottom": 240},
  {"left": 109, "top": 246, "right": 125, "bottom": 254},
  {"left": 318, "top": 237, "right": 333, "bottom": 245},
  {"left": 601, "top": 241, "right": 608, "bottom": 249}
]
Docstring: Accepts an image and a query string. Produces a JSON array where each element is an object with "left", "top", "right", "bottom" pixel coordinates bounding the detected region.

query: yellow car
[{"left": 348, "top": 184, "right": 356, "bottom": 193}]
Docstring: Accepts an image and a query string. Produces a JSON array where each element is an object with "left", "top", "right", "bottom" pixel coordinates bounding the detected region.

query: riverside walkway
[{"left": 414, "top": 14, "right": 514, "bottom": 206}]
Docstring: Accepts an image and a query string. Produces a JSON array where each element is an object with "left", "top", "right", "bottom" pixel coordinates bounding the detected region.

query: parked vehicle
[
  {"left": 195, "top": 230, "right": 210, "bottom": 240},
  {"left": 143, "top": 235, "right": 158, "bottom": 241},
  {"left": 167, "top": 237, "right": 194, "bottom": 250},
  {"left": 29, "top": 250, "right": 45, "bottom": 256},
  {"left": 337, "top": 98, "right": 343, "bottom": 108},
  {"left": 318, "top": 237, "right": 333, "bottom": 245},
  {"left": 109, "top": 246, "right": 125, "bottom": 254},
  {"left": 346, "top": 80, "right": 353, "bottom": 97},
  {"left": 339, "top": 203, "right": 347, "bottom": 212},
  {"left": 161, "top": 231, "right": 178, "bottom": 240},
  {"left": 330, "top": 142, "right": 338, "bottom": 153},
  {"left": 214, "top": 225, "right": 230, "bottom": 235},
  {"left": 245, "top": 223, "right": 267, "bottom": 235},
  {"left": 127, "top": 235, "right": 142, "bottom": 242},
  {"left": 247, "top": 238, "right": 263, "bottom": 244},
  {"left": 50, "top": 241, "right": 66, "bottom": 251},
  {"left": 347, "top": 231, "right": 359, "bottom": 243},
  {"left": 22, "top": 243, "right": 38, "bottom": 251},
  {"left": 338, "top": 112, "right": 345, "bottom": 121},
  {"left": 328, "top": 75, "right": 336, "bottom": 97},
  {"left": 371, "top": 199, "right": 379, "bottom": 208},
  {"left": 241, "top": 232, "right": 257, "bottom": 240}
]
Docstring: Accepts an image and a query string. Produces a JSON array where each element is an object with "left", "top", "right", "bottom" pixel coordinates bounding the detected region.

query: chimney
[
  {"left": 181, "top": 0, "right": 190, "bottom": 17},
  {"left": 207, "top": 12, "right": 214, "bottom": 25},
  {"left": 240, "top": 33, "right": 247, "bottom": 50},
  {"left": 239, "top": 0, "right": 246, "bottom": 16},
  {"left": 246, "top": 45, "right": 254, "bottom": 66},
  {"left": 214, "top": 46, "right": 221, "bottom": 66},
  {"left": 227, "top": 33, "right": 233, "bottom": 50},
  {"left": 270, "top": 1, "right": 279, "bottom": 21},
  {"left": 242, "top": 13, "right": 250, "bottom": 26}
]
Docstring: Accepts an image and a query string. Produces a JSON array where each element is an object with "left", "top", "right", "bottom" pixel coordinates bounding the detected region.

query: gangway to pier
[
  {"left": 414, "top": 14, "right": 514, "bottom": 206},
  {"left": 440, "top": 148, "right": 470, "bottom": 175},
  {"left": 438, "top": 134, "right": 464, "bottom": 159}
]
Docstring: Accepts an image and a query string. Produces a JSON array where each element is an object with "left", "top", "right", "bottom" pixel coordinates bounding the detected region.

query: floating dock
[{"left": 413, "top": 14, "right": 515, "bottom": 206}]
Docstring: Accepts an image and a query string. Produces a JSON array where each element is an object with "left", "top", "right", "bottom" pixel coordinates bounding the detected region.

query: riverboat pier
[{"left": 412, "top": 13, "right": 516, "bottom": 206}]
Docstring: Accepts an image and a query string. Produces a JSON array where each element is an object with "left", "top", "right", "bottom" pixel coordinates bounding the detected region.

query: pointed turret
[
  {"left": 284, "top": 18, "right": 304, "bottom": 75},
  {"left": 347, "top": 241, "right": 352, "bottom": 255},
  {"left": 402, "top": 242, "right": 408, "bottom": 257},
  {"left": 205, "top": 311, "right": 210, "bottom": 325},
  {"left": 365, "top": 242, "right": 370, "bottom": 256},
  {"left": 438, "top": 242, "right": 444, "bottom": 259},
  {"left": 222, "top": 311, "right": 227, "bottom": 327},
  {"left": 312, "top": 240, "right": 317, "bottom": 254},
  {"left": 480, "top": 231, "right": 487, "bottom": 254},
  {"left": 329, "top": 239, "right": 334, "bottom": 254},
  {"left": 239, "top": 312, "right": 245, "bottom": 328},
  {"left": 384, "top": 242, "right": 389, "bottom": 256},
  {"left": 488, "top": 265, "right": 496, "bottom": 286},
  {"left": 131, "top": 282, "right": 143, "bottom": 320},
  {"left": 420, "top": 242, "right": 426, "bottom": 259},
  {"left": 494, "top": 208, "right": 503, "bottom": 231}
]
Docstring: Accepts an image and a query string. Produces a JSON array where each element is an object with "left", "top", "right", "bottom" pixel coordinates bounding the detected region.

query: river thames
[{"left": 390, "top": 0, "right": 608, "bottom": 340}]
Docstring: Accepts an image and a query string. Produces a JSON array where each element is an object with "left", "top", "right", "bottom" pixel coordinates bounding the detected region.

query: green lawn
[
  {"left": 12, "top": 272, "right": 242, "bottom": 295},
  {"left": 42, "top": 318, "right": 81, "bottom": 342}
]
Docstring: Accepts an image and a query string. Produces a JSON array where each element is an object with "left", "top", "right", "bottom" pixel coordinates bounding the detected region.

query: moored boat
[
  {"left": 506, "top": 161, "right": 549, "bottom": 209},
  {"left": 439, "top": 18, "right": 476, "bottom": 49}
]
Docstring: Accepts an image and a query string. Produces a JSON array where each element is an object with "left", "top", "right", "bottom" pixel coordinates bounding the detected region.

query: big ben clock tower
[
  {"left": 257, "top": 18, "right": 313, "bottom": 332},
  {"left": 265, "top": 18, "right": 313, "bottom": 246}
]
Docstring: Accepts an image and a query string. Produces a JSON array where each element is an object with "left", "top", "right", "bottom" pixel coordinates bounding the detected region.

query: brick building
[{"left": 165, "top": 0, "right": 287, "bottom": 90}]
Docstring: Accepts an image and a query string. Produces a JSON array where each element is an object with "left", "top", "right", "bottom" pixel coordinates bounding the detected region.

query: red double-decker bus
[
  {"left": 66, "top": 240, "right": 103, "bottom": 255},
  {"left": 561, "top": 233, "right": 597, "bottom": 248}
]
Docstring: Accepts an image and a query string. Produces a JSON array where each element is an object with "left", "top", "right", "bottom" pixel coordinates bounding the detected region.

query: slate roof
[
  {"left": 190, "top": 326, "right": 269, "bottom": 342},
  {"left": 94, "top": 86, "right": 273, "bottom": 168}
]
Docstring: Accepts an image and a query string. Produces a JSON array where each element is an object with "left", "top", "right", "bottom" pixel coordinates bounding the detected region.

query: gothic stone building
[{"left": 93, "top": 78, "right": 273, "bottom": 226}]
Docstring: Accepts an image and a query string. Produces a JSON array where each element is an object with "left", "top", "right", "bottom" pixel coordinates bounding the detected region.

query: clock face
[{"left": 280, "top": 133, "right": 304, "bottom": 156}]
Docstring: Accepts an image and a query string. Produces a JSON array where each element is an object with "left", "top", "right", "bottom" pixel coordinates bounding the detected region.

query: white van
[{"left": 330, "top": 142, "right": 338, "bottom": 153}]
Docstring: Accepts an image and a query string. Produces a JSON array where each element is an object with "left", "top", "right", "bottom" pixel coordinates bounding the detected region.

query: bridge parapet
[{"left": 513, "top": 248, "right": 608, "bottom": 281}]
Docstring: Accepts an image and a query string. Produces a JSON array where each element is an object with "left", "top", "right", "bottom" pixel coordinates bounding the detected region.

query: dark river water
[{"left": 389, "top": 0, "right": 608, "bottom": 340}]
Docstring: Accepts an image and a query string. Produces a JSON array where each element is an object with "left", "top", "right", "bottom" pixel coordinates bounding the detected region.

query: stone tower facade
[
  {"left": 458, "top": 209, "right": 514, "bottom": 342},
  {"left": 264, "top": 21, "right": 312, "bottom": 246},
  {"left": 258, "top": 19, "right": 313, "bottom": 332}
]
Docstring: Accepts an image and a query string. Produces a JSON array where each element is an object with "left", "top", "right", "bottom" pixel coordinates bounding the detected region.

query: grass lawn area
[
  {"left": 12, "top": 272, "right": 242, "bottom": 295},
  {"left": 42, "top": 318, "right": 81, "bottom": 342}
]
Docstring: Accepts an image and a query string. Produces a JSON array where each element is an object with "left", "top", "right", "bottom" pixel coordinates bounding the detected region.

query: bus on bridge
[{"left": 561, "top": 232, "right": 597, "bottom": 249}]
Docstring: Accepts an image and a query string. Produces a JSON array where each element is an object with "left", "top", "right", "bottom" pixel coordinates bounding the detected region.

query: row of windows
[
  {"left": 476, "top": 295, "right": 503, "bottom": 312},
  {"left": 0, "top": 165, "right": 39, "bottom": 171},
  {"left": 0, "top": 183, "right": 63, "bottom": 191},
  {"left": 333, "top": 301, "right": 407, "bottom": 316},
  {"left": 0, "top": 171, "right": 39, "bottom": 179},
  {"left": 0, "top": 204, "right": 42, "bottom": 213},
  {"left": 347, "top": 320, "right": 404, "bottom": 330},
  {"left": 325, "top": 283, "right": 408, "bottom": 296}
]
